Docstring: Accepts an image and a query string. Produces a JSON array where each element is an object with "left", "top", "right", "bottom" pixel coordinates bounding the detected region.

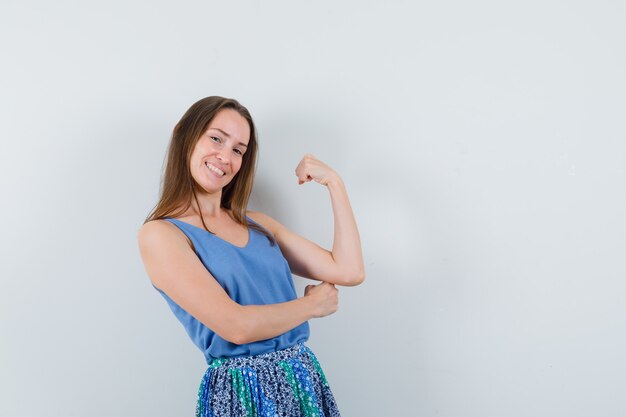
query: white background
[{"left": 2, "top": 1, "right": 625, "bottom": 416}]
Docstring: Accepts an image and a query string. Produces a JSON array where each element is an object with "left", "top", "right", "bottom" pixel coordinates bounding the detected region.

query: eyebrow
[{"left": 210, "top": 128, "right": 248, "bottom": 147}]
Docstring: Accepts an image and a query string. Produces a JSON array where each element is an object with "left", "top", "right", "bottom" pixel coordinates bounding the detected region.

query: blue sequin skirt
[{"left": 196, "top": 342, "right": 341, "bottom": 417}]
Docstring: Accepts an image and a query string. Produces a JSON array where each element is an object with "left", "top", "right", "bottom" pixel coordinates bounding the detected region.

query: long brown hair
[{"left": 144, "top": 96, "right": 275, "bottom": 245}]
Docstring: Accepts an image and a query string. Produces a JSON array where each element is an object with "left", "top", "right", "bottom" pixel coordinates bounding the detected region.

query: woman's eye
[
  {"left": 234, "top": 149, "right": 243, "bottom": 156},
  {"left": 211, "top": 136, "right": 221, "bottom": 143}
]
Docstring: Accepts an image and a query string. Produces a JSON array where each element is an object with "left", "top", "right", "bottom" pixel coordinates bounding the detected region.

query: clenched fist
[
  {"left": 304, "top": 282, "right": 339, "bottom": 318},
  {"left": 295, "top": 154, "right": 340, "bottom": 186}
]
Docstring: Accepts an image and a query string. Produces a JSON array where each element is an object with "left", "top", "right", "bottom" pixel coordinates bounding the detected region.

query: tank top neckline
[{"left": 165, "top": 216, "right": 253, "bottom": 250}]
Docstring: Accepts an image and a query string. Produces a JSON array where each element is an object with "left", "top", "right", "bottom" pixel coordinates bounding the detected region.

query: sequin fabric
[{"left": 196, "top": 343, "right": 340, "bottom": 417}]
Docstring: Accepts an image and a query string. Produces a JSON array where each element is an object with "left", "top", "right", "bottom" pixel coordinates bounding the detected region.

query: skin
[{"left": 138, "top": 109, "right": 364, "bottom": 345}]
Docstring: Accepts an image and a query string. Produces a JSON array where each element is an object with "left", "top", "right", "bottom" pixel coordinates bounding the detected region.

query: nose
[{"left": 215, "top": 147, "right": 231, "bottom": 165}]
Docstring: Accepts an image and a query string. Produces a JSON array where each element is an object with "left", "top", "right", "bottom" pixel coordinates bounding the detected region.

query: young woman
[{"left": 138, "top": 96, "right": 364, "bottom": 417}]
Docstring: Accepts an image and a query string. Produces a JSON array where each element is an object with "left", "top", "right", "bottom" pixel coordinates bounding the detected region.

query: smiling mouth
[{"left": 205, "top": 162, "right": 226, "bottom": 176}]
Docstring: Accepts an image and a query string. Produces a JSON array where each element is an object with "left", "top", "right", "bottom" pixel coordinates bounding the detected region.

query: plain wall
[{"left": 2, "top": 1, "right": 625, "bottom": 416}]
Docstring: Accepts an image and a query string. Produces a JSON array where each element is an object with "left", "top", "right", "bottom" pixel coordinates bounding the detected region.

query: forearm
[
  {"left": 326, "top": 177, "right": 365, "bottom": 283},
  {"left": 237, "top": 297, "right": 314, "bottom": 344}
]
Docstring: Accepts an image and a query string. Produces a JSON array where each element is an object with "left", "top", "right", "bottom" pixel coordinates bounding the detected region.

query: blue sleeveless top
[{"left": 152, "top": 216, "right": 310, "bottom": 364}]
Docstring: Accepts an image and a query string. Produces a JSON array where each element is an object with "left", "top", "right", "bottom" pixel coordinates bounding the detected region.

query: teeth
[{"left": 205, "top": 162, "right": 225, "bottom": 176}]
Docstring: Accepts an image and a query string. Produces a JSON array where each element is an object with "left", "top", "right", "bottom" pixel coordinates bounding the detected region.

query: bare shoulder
[
  {"left": 246, "top": 210, "right": 285, "bottom": 237},
  {"left": 138, "top": 219, "right": 174, "bottom": 242},
  {"left": 137, "top": 219, "right": 190, "bottom": 251},
  {"left": 137, "top": 219, "right": 198, "bottom": 289}
]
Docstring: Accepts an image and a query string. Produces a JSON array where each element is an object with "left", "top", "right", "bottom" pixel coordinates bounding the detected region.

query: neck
[{"left": 191, "top": 189, "right": 225, "bottom": 220}]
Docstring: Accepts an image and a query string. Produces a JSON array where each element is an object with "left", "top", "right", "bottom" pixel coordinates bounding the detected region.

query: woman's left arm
[{"left": 249, "top": 154, "right": 365, "bottom": 287}]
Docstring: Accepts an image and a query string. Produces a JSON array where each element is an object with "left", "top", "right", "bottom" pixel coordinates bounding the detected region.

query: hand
[
  {"left": 304, "top": 282, "right": 339, "bottom": 318},
  {"left": 295, "top": 154, "right": 339, "bottom": 186}
]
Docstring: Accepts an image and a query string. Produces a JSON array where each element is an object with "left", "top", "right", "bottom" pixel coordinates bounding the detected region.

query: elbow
[
  {"left": 227, "top": 331, "right": 249, "bottom": 346},
  {"left": 215, "top": 305, "right": 252, "bottom": 345},
  {"left": 341, "top": 268, "right": 366, "bottom": 287},
  {"left": 221, "top": 326, "right": 250, "bottom": 346},
  {"left": 231, "top": 325, "right": 258, "bottom": 345}
]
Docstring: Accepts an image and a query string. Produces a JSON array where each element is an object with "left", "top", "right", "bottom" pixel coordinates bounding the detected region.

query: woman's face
[{"left": 189, "top": 109, "right": 251, "bottom": 194}]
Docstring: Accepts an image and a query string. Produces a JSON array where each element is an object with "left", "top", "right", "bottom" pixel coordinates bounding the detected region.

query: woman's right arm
[{"left": 137, "top": 220, "right": 338, "bottom": 345}]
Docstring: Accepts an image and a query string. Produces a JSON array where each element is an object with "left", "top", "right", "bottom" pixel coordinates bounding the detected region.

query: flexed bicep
[{"left": 246, "top": 211, "right": 359, "bottom": 286}]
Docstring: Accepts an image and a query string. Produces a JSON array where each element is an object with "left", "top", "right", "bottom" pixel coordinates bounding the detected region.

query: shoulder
[
  {"left": 138, "top": 219, "right": 191, "bottom": 251},
  {"left": 138, "top": 218, "right": 175, "bottom": 240},
  {"left": 137, "top": 219, "right": 199, "bottom": 285},
  {"left": 246, "top": 211, "right": 285, "bottom": 237}
]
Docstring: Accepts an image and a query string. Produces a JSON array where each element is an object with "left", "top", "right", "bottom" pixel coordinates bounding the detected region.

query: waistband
[{"left": 207, "top": 342, "right": 309, "bottom": 369}]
